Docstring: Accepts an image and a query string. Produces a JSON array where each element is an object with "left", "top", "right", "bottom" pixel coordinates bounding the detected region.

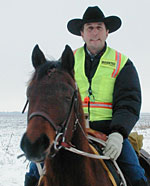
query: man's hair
[{"left": 80, "top": 22, "right": 109, "bottom": 33}]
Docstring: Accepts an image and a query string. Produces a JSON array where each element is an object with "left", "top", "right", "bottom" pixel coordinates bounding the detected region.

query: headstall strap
[
  {"left": 28, "top": 111, "right": 61, "bottom": 132},
  {"left": 22, "top": 100, "right": 29, "bottom": 113}
]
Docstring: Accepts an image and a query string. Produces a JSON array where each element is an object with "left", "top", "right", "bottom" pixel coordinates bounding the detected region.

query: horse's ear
[
  {"left": 32, "top": 45, "right": 46, "bottom": 69},
  {"left": 61, "top": 45, "right": 74, "bottom": 77}
]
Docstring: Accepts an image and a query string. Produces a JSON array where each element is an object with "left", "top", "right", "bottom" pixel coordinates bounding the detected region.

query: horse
[{"left": 20, "top": 45, "right": 114, "bottom": 186}]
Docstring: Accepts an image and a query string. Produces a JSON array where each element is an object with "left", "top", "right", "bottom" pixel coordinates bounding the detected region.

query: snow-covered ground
[
  {"left": 0, "top": 112, "right": 150, "bottom": 186},
  {"left": 0, "top": 113, "right": 28, "bottom": 186}
]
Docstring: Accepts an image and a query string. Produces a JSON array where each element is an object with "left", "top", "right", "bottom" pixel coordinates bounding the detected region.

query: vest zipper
[{"left": 88, "top": 79, "right": 95, "bottom": 120}]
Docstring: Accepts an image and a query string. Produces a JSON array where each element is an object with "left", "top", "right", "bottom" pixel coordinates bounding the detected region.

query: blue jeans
[
  {"left": 27, "top": 139, "right": 147, "bottom": 184},
  {"left": 117, "top": 139, "right": 147, "bottom": 184},
  {"left": 26, "top": 162, "right": 42, "bottom": 180}
]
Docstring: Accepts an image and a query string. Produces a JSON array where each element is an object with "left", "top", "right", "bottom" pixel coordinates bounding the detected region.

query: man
[{"left": 67, "top": 6, "right": 148, "bottom": 186}]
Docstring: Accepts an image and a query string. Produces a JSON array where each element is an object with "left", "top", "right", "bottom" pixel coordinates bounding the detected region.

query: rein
[{"left": 35, "top": 132, "right": 127, "bottom": 186}]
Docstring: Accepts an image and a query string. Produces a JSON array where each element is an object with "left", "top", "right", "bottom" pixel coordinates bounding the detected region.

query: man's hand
[{"left": 103, "top": 132, "right": 123, "bottom": 160}]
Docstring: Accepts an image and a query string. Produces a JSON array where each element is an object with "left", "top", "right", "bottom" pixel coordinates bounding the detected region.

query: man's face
[{"left": 81, "top": 22, "right": 109, "bottom": 54}]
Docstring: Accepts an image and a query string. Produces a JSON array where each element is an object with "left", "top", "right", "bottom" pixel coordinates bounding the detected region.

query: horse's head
[{"left": 20, "top": 45, "right": 84, "bottom": 162}]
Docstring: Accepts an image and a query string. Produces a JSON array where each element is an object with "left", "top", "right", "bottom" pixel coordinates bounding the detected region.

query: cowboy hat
[{"left": 67, "top": 6, "right": 122, "bottom": 36}]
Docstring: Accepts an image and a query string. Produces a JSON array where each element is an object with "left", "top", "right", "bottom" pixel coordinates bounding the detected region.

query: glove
[{"left": 103, "top": 132, "right": 123, "bottom": 160}]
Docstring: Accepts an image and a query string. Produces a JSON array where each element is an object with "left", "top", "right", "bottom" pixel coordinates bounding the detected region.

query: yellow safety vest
[{"left": 74, "top": 46, "right": 128, "bottom": 121}]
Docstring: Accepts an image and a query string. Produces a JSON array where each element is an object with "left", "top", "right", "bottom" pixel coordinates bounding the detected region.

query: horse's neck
[
  {"left": 45, "top": 150, "right": 91, "bottom": 185},
  {"left": 45, "top": 146, "right": 112, "bottom": 186}
]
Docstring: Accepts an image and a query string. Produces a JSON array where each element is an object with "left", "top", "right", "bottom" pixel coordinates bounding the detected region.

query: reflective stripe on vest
[
  {"left": 112, "top": 51, "right": 121, "bottom": 78},
  {"left": 82, "top": 102, "right": 112, "bottom": 109},
  {"left": 74, "top": 46, "right": 128, "bottom": 121}
]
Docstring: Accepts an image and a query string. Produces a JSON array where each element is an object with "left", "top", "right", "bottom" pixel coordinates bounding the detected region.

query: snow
[
  {"left": 0, "top": 113, "right": 28, "bottom": 186},
  {"left": 0, "top": 112, "right": 150, "bottom": 186}
]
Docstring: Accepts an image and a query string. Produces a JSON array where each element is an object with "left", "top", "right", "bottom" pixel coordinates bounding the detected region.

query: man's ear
[
  {"left": 80, "top": 30, "right": 84, "bottom": 38},
  {"left": 106, "top": 29, "right": 109, "bottom": 37}
]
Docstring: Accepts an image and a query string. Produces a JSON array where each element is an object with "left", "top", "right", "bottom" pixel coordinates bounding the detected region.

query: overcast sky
[{"left": 0, "top": 0, "right": 150, "bottom": 113}]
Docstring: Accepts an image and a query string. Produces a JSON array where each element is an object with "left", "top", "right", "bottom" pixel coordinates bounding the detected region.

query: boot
[
  {"left": 133, "top": 178, "right": 150, "bottom": 186},
  {"left": 24, "top": 173, "right": 38, "bottom": 186}
]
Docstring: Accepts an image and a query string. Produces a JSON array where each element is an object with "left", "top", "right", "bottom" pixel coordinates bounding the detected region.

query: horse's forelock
[{"left": 35, "top": 61, "right": 61, "bottom": 80}]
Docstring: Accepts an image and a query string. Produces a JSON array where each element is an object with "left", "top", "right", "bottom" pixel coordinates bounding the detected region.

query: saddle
[{"left": 86, "top": 128, "right": 107, "bottom": 142}]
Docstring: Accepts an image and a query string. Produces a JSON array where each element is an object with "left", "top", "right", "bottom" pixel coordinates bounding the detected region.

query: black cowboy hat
[{"left": 67, "top": 6, "right": 122, "bottom": 36}]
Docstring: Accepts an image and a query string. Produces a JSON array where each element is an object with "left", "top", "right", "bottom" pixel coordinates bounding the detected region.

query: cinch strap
[
  {"left": 112, "top": 51, "right": 121, "bottom": 78},
  {"left": 82, "top": 102, "right": 112, "bottom": 109}
]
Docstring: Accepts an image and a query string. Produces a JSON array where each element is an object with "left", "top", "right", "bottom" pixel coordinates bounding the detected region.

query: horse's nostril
[{"left": 40, "top": 134, "right": 50, "bottom": 150}]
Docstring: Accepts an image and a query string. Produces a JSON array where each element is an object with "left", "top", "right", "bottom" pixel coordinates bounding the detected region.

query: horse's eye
[{"left": 65, "top": 96, "right": 72, "bottom": 101}]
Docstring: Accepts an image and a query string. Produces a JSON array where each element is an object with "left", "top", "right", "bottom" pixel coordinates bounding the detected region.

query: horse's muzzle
[{"left": 20, "top": 133, "right": 50, "bottom": 162}]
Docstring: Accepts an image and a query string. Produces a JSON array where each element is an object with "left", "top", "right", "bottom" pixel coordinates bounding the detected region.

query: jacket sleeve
[{"left": 110, "top": 59, "right": 141, "bottom": 138}]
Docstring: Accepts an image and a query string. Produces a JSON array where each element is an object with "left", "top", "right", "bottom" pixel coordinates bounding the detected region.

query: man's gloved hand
[{"left": 103, "top": 132, "right": 123, "bottom": 160}]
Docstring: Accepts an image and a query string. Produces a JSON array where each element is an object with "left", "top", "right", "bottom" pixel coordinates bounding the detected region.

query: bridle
[{"left": 24, "top": 83, "right": 80, "bottom": 158}]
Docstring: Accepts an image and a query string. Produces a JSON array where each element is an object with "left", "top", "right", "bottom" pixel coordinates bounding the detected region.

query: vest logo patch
[{"left": 101, "top": 61, "right": 116, "bottom": 68}]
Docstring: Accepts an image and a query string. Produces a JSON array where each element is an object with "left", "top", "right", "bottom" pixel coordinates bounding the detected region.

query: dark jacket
[{"left": 83, "top": 44, "right": 141, "bottom": 138}]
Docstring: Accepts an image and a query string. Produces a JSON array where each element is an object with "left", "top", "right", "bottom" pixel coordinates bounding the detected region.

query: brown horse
[{"left": 20, "top": 45, "right": 113, "bottom": 186}]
